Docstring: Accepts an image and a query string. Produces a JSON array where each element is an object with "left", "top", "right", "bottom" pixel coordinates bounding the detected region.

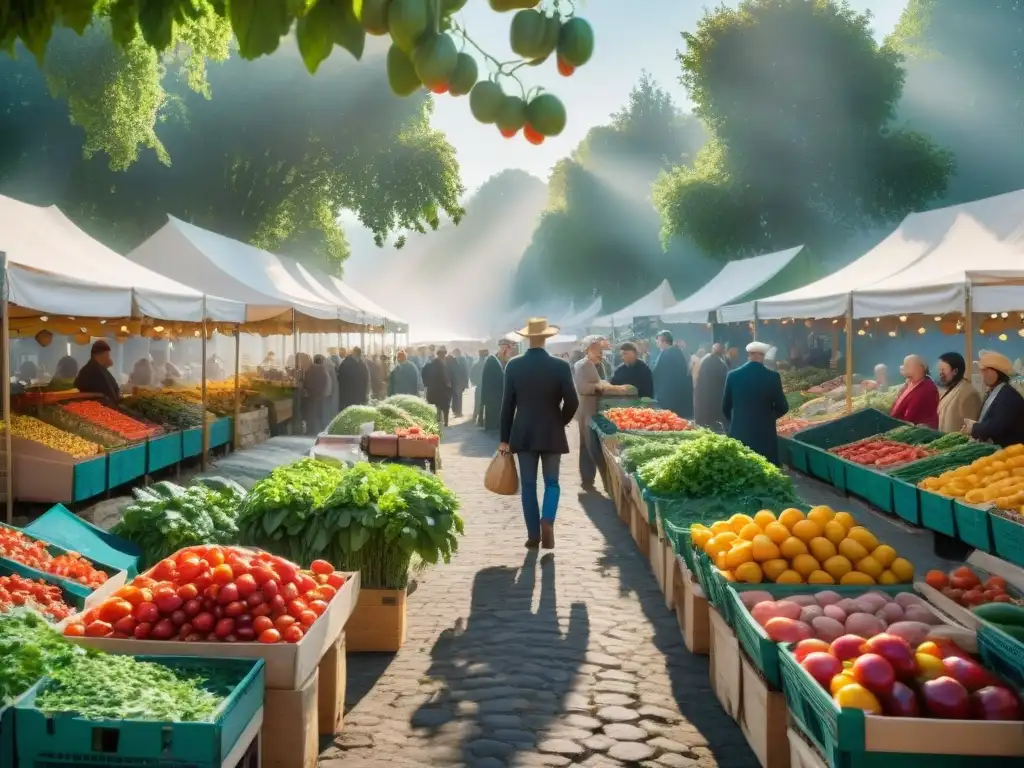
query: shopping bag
[{"left": 484, "top": 451, "right": 519, "bottom": 495}]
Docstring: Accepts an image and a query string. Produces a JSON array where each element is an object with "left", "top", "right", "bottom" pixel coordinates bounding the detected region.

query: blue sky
[{"left": 431, "top": 0, "right": 909, "bottom": 193}]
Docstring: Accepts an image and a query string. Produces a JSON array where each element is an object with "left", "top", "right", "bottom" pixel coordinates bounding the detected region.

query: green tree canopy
[
  {"left": 888, "top": 0, "right": 1024, "bottom": 205},
  {"left": 513, "top": 73, "right": 714, "bottom": 309},
  {"left": 654, "top": 0, "right": 954, "bottom": 259},
  {"left": 0, "top": 15, "right": 463, "bottom": 268}
]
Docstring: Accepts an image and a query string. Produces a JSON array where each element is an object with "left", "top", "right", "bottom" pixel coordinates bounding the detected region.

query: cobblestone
[{"left": 329, "top": 395, "right": 757, "bottom": 766}]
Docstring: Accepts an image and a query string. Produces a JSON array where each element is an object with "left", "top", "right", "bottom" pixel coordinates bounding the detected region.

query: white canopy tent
[
  {"left": 0, "top": 196, "right": 243, "bottom": 323},
  {"left": 852, "top": 189, "right": 1024, "bottom": 318},
  {"left": 591, "top": 280, "right": 676, "bottom": 328},
  {"left": 128, "top": 217, "right": 343, "bottom": 323},
  {"left": 662, "top": 246, "right": 804, "bottom": 324},
  {"left": 557, "top": 297, "right": 603, "bottom": 331}
]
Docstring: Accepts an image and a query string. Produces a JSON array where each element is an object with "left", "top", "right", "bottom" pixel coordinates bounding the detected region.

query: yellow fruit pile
[
  {"left": 689, "top": 505, "right": 914, "bottom": 586},
  {"left": 9, "top": 414, "right": 102, "bottom": 458},
  {"left": 918, "top": 444, "right": 1024, "bottom": 510}
]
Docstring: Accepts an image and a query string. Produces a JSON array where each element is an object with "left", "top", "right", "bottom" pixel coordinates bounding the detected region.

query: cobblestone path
[{"left": 323, "top": 397, "right": 759, "bottom": 768}]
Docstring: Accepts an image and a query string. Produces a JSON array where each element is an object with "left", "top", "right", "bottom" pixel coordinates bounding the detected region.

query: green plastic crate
[
  {"left": 182, "top": 427, "right": 203, "bottom": 458},
  {"left": 0, "top": 522, "right": 121, "bottom": 609},
  {"left": 23, "top": 505, "right": 140, "bottom": 579},
  {"left": 780, "top": 625, "right": 1024, "bottom": 768},
  {"left": 147, "top": 431, "right": 182, "bottom": 472},
  {"left": 210, "top": 417, "right": 232, "bottom": 448},
  {"left": 106, "top": 443, "right": 146, "bottom": 489},
  {"left": 14, "top": 656, "right": 265, "bottom": 768},
  {"left": 844, "top": 463, "right": 894, "bottom": 513},
  {"left": 891, "top": 479, "right": 921, "bottom": 526},
  {"left": 807, "top": 446, "right": 847, "bottom": 492},
  {"left": 953, "top": 501, "right": 994, "bottom": 553},
  {"left": 990, "top": 512, "right": 1024, "bottom": 568},
  {"left": 726, "top": 584, "right": 910, "bottom": 689},
  {"left": 71, "top": 455, "right": 107, "bottom": 502},
  {"left": 789, "top": 440, "right": 810, "bottom": 473},
  {"left": 795, "top": 409, "right": 904, "bottom": 451},
  {"left": 693, "top": 551, "right": 730, "bottom": 612},
  {"left": 919, "top": 489, "right": 956, "bottom": 537},
  {"left": 1, "top": 686, "right": 33, "bottom": 768},
  {"left": 778, "top": 436, "right": 792, "bottom": 468}
]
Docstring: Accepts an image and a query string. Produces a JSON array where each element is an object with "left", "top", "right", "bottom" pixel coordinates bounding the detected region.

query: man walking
[
  {"left": 694, "top": 342, "right": 729, "bottom": 429},
  {"left": 480, "top": 339, "right": 516, "bottom": 431},
  {"left": 336, "top": 347, "right": 371, "bottom": 411},
  {"left": 422, "top": 348, "right": 453, "bottom": 426},
  {"left": 447, "top": 349, "right": 469, "bottom": 418},
  {"left": 573, "top": 335, "right": 610, "bottom": 492},
  {"left": 388, "top": 350, "right": 421, "bottom": 396},
  {"left": 500, "top": 319, "right": 579, "bottom": 549},
  {"left": 470, "top": 349, "right": 488, "bottom": 424},
  {"left": 723, "top": 341, "right": 789, "bottom": 465}
]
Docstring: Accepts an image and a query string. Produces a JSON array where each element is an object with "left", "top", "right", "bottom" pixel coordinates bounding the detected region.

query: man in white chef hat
[{"left": 721, "top": 341, "right": 789, "bottom": 465}]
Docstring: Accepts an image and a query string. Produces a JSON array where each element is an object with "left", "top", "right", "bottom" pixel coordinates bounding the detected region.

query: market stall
[
  {"left": 590, "top": 279, "right": 678, "bottom": 330},
  {"left": 0, "top": 196, "right": 251, "bottom": 517}
]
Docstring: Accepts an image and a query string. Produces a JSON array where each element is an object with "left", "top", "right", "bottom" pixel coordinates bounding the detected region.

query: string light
[
  {"left": 857, "top": 329, "right": 866, "bottom": 336},
  {"left": 917, "top": 327, "right": 926, "bottom": 335},
  {"left": 888, "top": 331, "right": 897, "bottom": 337},
  {"left": 999, "top": 334, "right": 1008, "bottom": 341},
  {"left": 899, "top": 315, "right": 907, "bottom": 322},
  {"left": 154, "top": 326, "right": 164, "bottom": 333},
  {"left": 1001, "top": 312, "right": 1009, "bottom": 318},
  {"left": 120, "top": 325, "right": 128, "bottom": 332},
  {"left": 934, "top": 316, "right": 942, "bottom": 322},
  {"left": 39, "top": 316, "right": 48, "bottom": 322},
  {"left": 991, "top": 313, "right": 998, "bottom": 319}
]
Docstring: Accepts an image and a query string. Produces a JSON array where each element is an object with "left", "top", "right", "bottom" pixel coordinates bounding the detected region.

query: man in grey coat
[{"left": 573, "top": 335, "right": 610, "bottom": 492}]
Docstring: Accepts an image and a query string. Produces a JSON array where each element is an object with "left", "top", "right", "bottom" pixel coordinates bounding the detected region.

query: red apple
[
  {"left": 941, "top": 656, "right": 999, "bottom": 692},
  {"left": 881, "top": 681, "right": 920, "bottom": 717},
  {"left": 921, "top": 676, "right": 971, "bottom": 719},
  {"left": 830, "top": 634, "right": 866, "bottom": 662},
  {"left": 852, "top": 653, "right": 896, "bottom": 696},
  {"left": 970, "top": 686, "right": 1024, "bottom": 721},
  {"left": 802, "top": 652, "right": 843, "bottom": 688},
  {"left": 863, "top": 634, "right": 917, "bottom": 679},
  {"left": 793, "top": 638, "right": 832, "bottom": 663}
]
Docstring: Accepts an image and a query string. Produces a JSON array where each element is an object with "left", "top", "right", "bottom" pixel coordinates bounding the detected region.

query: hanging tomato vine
[{"left": 0, "top": 0, "right": 594, "bottom": 146}]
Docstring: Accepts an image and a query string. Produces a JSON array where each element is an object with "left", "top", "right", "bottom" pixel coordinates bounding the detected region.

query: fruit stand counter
[
  {"left": 10, "top": 435, "right": 107, "bottom": 503},
  {"left": 147, "top": 430, "right": 183, "bottom": 472}
]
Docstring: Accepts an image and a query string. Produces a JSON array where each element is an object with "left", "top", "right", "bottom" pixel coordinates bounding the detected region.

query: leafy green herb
[
  {"left": 889, "top": 442, "right": 1000, "bottom": 484},
  {"left": 112, "top": 478, "right": 246, "bottom": 569},
  {"left": 382, "top": 395, "right": 440, "bottom": 434},
  {"left": 327, "top": 405, "right": 379, "bottom": 435},
  {"left": 0, "top": 610, "right": 86, "bottom": 705},
  {"left": 637, "top": 433, "right": 796, "bottom": 501},
  {"left": 35, "top": 655, "right": 233, "bottom": 722}
]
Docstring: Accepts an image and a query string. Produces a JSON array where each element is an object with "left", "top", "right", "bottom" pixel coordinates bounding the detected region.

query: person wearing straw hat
[
  {"left": 722, "top": 341, "right": 789, "bottom": 465},
  {"left": 499, "top": 318, "right": 579, "bottom": 549},
  {"left": 962, "top": 351, "right": 1024, "bottom": 447}
]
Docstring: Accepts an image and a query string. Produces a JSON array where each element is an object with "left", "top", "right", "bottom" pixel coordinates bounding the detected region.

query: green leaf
[
  {"left": 229, "top": 0, "right": 291, "bottom": 60},
  {"left": 262, "top": 507, "right": 290, "bottom": 537},
  {"left": 57, "top": 0, "right": 97, "bottom": 35},
  {"left": 329, "top": 0, "right": 364, "bottom": 61},
  {"left": 138, "top": 0, "right": 176, "bottom": 50},
  {"left": 108, "top": 0, "right": 141, "bottom": 48},
  {"left": 296, "top": 0, "right": 334, "bottom": 73},
  {"left": 349, "top": 524, "right": 371, "bottom": 553},
  {"left": 15, "top": 0, "right": 58, "bottom": 61}
]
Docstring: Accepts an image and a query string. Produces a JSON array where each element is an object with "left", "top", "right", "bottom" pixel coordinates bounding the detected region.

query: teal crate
[
  {"left": 0, "top": 522, "right": 121, "bottom": 609},
  {"left": 891, "top": 479, "right": 921, "bottom": 526},
  {"left": 726, "top": 584, "right": 909, "bottom": 689},
  {"left": 71, "top": 455, "right": 107, "bottom": 502},
  {"left": 147, "top": 431, "right": 182, "bottom": 472},
  {"left": 14, "top": 656, "right": 264, "bottom": 768},
  {"left": 807, "top": 446, "right": 846, "bottom": 492},
  {"left": 919, "top": 489, "right": 956, "bottom": 537},
  {"left": 778, "top": 436, "right": 792, "bottom": 468},
  {"left": 844, "top": 463, "right": 894, "bottom": 513},
  {"left": 789, "top": 440, "right": 810, "bottom": 473},
  {"left": 182, "top": 427, "right": 203, "bottom": 457},
  {"left": 1, "top": 686, "right": 34, "bottom": 768},
  {"left": 23, "top": 505, "right": 140, "bottom": 579},
  {"left": 693, "top": 551, "right": 730, "bottom": 612},
  {"left": 780, "top": 625, "right": 1024, "bottom": 768},
  {"left": 953, "top": 501, "right": 994, "bottom": 553},
  {"left": 106, "top": 443, "right": 146, "bottom": 489},
  {"left": 795, "top": 409, "right": 904, "bottom": 452},
  {"left": 210, "top": 417, "right": 232, "bottom": 448},
  {"left": 990, "top": 512, "right": 1024, "bottom": 568}
]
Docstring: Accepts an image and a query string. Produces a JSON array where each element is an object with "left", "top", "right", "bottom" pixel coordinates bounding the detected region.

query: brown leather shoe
[
  {"left": 525, "top": 538, "right": 540, "bottom": 549},
  {"left": 540, "top": 520, "right": 555, "bottom": 549}
]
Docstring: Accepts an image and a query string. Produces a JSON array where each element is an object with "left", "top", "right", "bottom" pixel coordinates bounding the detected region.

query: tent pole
[
  {"left": 200, "top": 299, "right": 209, "bottom": 472},
  {"left": 752, "top": 304, "right": 759, "bottom": 342},
  {"left": 1, "top": 254, "right": 12, "bottom": 524},
  {"left": 232, "top": 326, "right": 241, "bottom": 450},
  {"left": 964, "top": 283, "right": 973, "bottom": 385},
  {"left": 845, "top": 296, "right": 854, "bottom": 415}
]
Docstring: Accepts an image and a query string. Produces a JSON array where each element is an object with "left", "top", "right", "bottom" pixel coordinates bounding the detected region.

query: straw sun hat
[
  {"left": 979, "top": 351, "right": 1014, "bottom": 376},
  {"left": 516, "top": 318, "right": 560, "bottom": 338}
]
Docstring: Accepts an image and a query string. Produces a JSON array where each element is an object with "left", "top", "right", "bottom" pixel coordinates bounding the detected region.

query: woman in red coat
[{"left": 890, "top": 354, "right": 940, "bottom": 428}]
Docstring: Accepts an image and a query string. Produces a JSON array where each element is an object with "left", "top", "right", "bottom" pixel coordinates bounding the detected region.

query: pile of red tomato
[
  {"left": 0, "top": 526, "right": 108, "bottom": 589},
  {"left": 925, "top": 566, "right": 1016, "bottom": 607},
  {"left": 0, "top": 573, "right": 74, "bottom": 621},
  {"left": 63, "top": 545, "right": 346, "bottom": 644},
  {"left": 605, "top": 407, "right": 690, "bottom": 432},
  {"left": 830, "top": 439, "right": 930, "bottom": 468}
]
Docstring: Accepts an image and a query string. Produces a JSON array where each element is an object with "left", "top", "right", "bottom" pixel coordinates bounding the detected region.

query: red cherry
[
  {"left": 499, "top": 127, "right": 519, "bottom": 138},
  {"left": 430, "top": 83, "right": 449, "bottom": 94},
  {"left": 557, "top": 56, "right": 575, "bottom": 77},
  {"left": 523, "top": 124, "right": 545, "bottom": 145}
]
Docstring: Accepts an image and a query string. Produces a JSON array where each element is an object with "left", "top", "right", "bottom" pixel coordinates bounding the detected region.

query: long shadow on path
[
  {"left": 578, "top": 492, "right": 761, "bottom": 767},
  {"left": 412, "top": 551, "right": 590, "bottom": 764}
]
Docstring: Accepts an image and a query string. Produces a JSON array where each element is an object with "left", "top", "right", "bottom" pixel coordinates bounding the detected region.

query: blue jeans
[{"left": 517, "top": 452, "right": 561, "bottom": 540}]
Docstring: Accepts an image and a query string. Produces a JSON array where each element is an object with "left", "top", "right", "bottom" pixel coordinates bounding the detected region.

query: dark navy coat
[
  {"left": 500, "top": 348, "right": 579, "bottom": 454},
  {"left": 652, "top": 345, "right": 693, "bottom": 418},
  {"left": 722, "top": 360, "right": 788, "bottom": 465}
]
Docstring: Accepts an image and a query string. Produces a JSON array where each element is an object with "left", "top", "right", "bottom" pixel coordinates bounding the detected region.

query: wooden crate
[{"left": 346, "top": 588, "right": 407, "bottom": 652}]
